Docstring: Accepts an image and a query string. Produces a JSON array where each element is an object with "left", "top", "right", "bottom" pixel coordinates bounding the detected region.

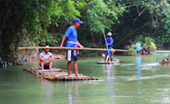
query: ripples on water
[{"left": 0, "top": 52, "right": 170, "bottom": 104}]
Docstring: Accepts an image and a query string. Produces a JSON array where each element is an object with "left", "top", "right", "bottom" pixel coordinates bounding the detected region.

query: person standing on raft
[
  {"left": 39, "top": 46, "right": 54, "bottom": 70},
  {"left": 104, "top": 32, "right": 114, "bottom": 62},
  {"left": 136, "top": 41, "right": 141, "bottom": 56},
  {"left": 60, "top": 18, "right": 85, "bottom": 77}
]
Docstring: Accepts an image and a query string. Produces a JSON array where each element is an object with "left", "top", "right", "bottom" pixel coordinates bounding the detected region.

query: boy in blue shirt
[
  {"left": 136, "top": 41, "right": 141, "bottom": 55},
  {"left": 60, "top": 18, "right": 84, "bottom": 77},
  {"left": 105, "top": 32, "right": 114, "bottom": 62}
]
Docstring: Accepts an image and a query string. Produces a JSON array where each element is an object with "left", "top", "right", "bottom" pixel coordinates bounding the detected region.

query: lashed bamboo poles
[{"left": 18, "top": 47, "right": 129, "bottom": 52}]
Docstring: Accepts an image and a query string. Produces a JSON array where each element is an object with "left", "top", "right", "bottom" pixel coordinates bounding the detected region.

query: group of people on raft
[
  {"left": 38, "top": 18, "right": 115, "bottom": 77},
  {"left": 135, "top": 41, "right": 151, "bottom": 56}
]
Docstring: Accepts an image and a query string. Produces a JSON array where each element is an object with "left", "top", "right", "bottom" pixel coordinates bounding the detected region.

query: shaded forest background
[{"left": 0, "top": 0, "right": 169, "bottom": 62}]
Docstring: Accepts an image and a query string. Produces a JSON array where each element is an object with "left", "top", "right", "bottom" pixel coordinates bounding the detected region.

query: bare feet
[
  {"left": 68, "top": 74, "right": 71, "bottom": 77},
  {"left": 75, "top": 74, "right": 80, "bottom": 78}
]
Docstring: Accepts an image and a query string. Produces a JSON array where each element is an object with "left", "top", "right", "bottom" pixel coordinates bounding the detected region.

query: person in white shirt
[{"left": 39, "top": 46, "right": 54, "bottom": 70}]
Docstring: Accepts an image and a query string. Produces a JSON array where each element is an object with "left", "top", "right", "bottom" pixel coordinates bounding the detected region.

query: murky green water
[{"left": 0, "top": 53, "right": 170, "bottom": 104}]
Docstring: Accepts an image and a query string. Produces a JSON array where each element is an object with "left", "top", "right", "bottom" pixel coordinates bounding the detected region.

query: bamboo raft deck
[{"left": 23, "top": 68, "right": 98, "bottom": 81}]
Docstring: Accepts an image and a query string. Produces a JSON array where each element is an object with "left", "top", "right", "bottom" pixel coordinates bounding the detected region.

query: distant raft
[
  {"left": 160, "top": 61, "right": 170, "bottom": 65},
  {"left": 23, "top": 68, "right": 98, "bottom": 81},
  {"left": 97, "top": 59, "right": 120, "bottom": 64}
]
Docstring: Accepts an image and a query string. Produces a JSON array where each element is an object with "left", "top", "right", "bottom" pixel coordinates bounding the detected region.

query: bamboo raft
[
  {"left": 160, "top": 61, "right": 170, "bottom": 65},
  {"left": 23, "top": 68, "right": 98, "bottom": 81}
]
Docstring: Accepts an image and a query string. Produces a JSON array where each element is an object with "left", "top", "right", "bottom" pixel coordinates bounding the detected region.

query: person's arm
[
  {"left": 47, "top": 56, "right": 54, "bottom": 63},
  {"left": 39, "top": 56, "right": 45, "bottom": 62},
  {"left": 60, "top": 27, "right": 72, "bottom": 47},
  {"left": 77, "top": 41, "right": 85, "bottom": 49},
  {"left": 59, "top": 36, "right": 66, "bottom": 47}
]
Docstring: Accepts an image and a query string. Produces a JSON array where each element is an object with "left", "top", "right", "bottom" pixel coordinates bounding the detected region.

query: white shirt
[{"left": 40, "top": 51, "right": 53, "bottom": 61}]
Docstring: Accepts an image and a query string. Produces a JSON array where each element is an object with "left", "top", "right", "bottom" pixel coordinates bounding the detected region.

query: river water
[{"left": 0, "top": 53, "right": 170, "bottom": 104}]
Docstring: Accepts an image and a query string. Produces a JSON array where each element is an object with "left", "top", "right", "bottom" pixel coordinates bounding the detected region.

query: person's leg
[
  {"left": 40, "top": 61, "right": 44, "bottom": 70},
  {"left": 67, "top": 61, "right": 72, "bottom": 76},
  {"left": 73, "top": 61, "right": 79, "bottom": 77},
  {"left": 49, "top": 61, "right": 53, "bottom": 69},
  {"left": 105, "top": 51, "right": 108, "bottom": 62},
  {"left": 106, "top": 56, "right": 110, "bottom": 62},
  {"left": 67, "top": 50, "right": 72, "bottom": 76},
  {"left": 104, "top": 56, "right": 107, "bottom": 62},
  {"left": 110, "top": 56, "right": 112, "bottom": 61}
]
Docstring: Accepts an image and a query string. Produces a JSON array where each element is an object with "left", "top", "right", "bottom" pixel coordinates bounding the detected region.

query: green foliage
[
  {"left": 0, "top": 0, "right": 169, "bottom": 62},
  {"left": 82, "top": 0, "right": 125, "bottom": 33},
  {"left": 135, "top": 36, "right": 156, "bottom": 49}
]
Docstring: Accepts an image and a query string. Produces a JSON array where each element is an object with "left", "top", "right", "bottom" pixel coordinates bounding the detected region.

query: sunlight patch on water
[
  {"left": 119, "top": 64, "right": 135, "bottom": 67},
  {"left": 111, "top": 95, "right": 133, "bottom": 98},
  {"left": 142, "top": 63, "right": 160, "bottom": 67},
  {"left": 121, "top": 75, "right": 170, "bottom": 81},
  {"left": 152, "top": 97, "right": 170, "bottom": 104},
  {"left": 157, "top": 88, "right": 170, "bottom": 91}
]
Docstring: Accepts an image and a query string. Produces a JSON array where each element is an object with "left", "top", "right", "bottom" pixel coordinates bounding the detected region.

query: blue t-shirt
[
  {"left": 65, "top": 26, "right": 77, "bottom": 48},
  {"left": 105, "top": 37, "right": 113, "bottom": 49},
  {"left": 136, "top": 43, "right": 141, "bottom": 51}
]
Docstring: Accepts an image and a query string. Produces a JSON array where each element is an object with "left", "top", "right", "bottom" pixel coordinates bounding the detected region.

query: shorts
[
  {"left": 136, "top": 50, "right": 140, "bottom": 53},
  {"left": 105, "top": 50, "right": 112, "bottom": 56},
  {"left": 66, "top": 50, "right": 78, "bottom": 61},
  {"left": 40, "top": 63, "right": 49, "bottom": 69}
]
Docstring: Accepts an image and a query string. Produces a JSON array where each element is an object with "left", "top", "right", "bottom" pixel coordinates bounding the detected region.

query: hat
[
  {"left": 44, "top": 45, "right": 50, "bottom": 48},
  {"left": 107, "top": 32, "right": 112, "bottom": 36},
  {"left": 72, "top": 18, "right": 83, "bottom": 24}
]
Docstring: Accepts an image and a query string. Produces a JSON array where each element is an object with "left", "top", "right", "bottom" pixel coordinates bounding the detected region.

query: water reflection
[
  {"left": 40, "top": 78, "right": 54, "bottom": 102},
  {"left": 67, "top": 82, "right": 79, "bottom": 104},
  {"left": 103, "top": 64, "right": 115, "bottom": 103},
  {"left": 136, "top": 56, "right": 142, "bottom": 93}
]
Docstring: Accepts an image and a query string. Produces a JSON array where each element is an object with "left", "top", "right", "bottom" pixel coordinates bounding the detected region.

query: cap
[
  {"left": 107, "top": 32, "right": 112, "bottom": 36},
  {"left": 72, "top": 18, "right": 83, "bottom": 24},
  {"left": 44, "top": 45, "right": 50, "bottom": 48}
]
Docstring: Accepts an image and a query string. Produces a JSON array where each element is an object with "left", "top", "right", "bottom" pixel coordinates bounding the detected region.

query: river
[{"left": 0, "top": 53, "right": 170, "bottom": 104}]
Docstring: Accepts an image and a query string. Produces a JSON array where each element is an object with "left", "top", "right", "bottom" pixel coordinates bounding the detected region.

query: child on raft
[{"left": 104, "top": 32, "right": 114, "bottom": 62}]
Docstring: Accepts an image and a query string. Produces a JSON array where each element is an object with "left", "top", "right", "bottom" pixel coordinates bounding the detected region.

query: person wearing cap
[
  {"left": 104, "top": 32, "right": 114, "bottom": 62},
  {"left": 39, "top": 46, "right": 54, "bottom": 70},
  {"left": 59, "top": 18, "right": 84, "bottom": 77}
]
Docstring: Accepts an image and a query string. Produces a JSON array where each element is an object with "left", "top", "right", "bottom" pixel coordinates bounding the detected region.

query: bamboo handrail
[{"left": 18, "top": 47, "right": 129, "bottom": 52}]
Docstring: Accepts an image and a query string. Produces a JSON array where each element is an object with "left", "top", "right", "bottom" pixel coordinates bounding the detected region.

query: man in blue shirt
[
  {"left": 60, "top": 18, "right": 84, "bottom": 77},
  {"left": 105, "top": 32, "right": 114, "bottom": 62},
  {"left": 136, "top": 41, "right": 141, "bottom": 55}
]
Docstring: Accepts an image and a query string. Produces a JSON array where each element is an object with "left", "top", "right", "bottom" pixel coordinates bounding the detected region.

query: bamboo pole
[
  {"left": 18, "top": 47, "right": 129, "bottom": 52},
  {"left": 102, "top": 29, "right": 111, "bottom": 63}
]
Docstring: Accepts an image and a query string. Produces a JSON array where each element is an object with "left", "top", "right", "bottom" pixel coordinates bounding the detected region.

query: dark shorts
[
  {"left": 105, "top": 50, "right": 112, "bottom": 56},
  {"left": 136, "top": 50, "right": 140, "bottom": 53},
  {"left": 40, "top": 63, "right": 49, "bottom": 69},
  {"left": 66, "top": 50, "right": 78, "bottom": 61}
]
